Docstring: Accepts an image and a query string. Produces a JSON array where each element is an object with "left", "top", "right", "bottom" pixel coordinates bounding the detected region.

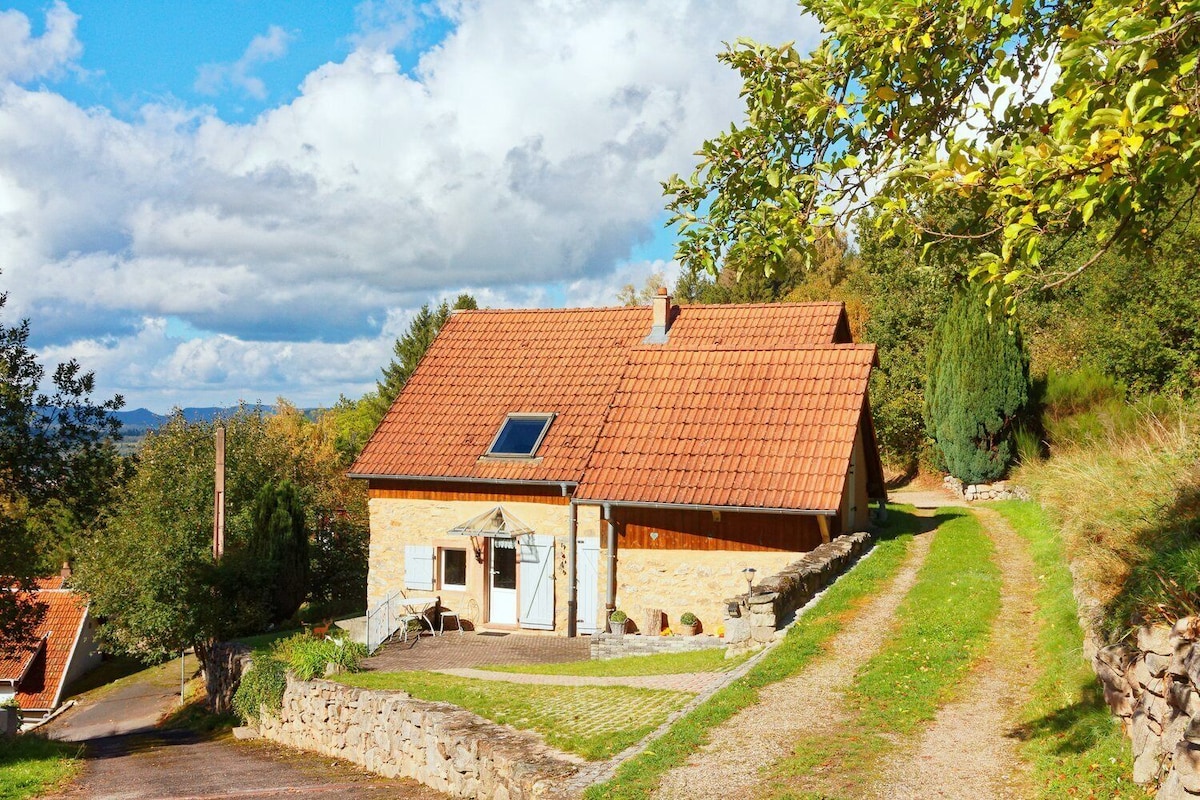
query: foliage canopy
[
  {"left": 0, "top": 290, "right": 123, "bottom": 648},
  {"left": 666, "top": 0, "right": 1200, "bottom": 305}
]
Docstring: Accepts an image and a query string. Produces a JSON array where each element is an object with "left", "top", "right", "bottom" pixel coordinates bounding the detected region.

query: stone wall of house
[
  {"left": 614, "top": 548, "right": 800, "bottom": 638},
  {"left": 589, "top": 632, "right": 724, "bottom": 660},
  {"left": 1095, "top": 619, "right": 1200, "bottom": 799},
  {"left": 722, "top": 531, "right": 873, "bottom": 651},
  {"left": 368, "top": 496, "right": 603, "bottom": 634},
  {"left": 942, "top": 475, "right": 1032, "bottom": 502},
  {"left": 255, "top": 676, "right": 579, "bottom": 799}
]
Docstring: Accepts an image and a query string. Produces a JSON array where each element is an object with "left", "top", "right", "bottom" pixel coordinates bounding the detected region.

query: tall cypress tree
[
  {"left": 925, "top": 288, "right": 1030, "bottom": 484},
  {"left": 248, "top": 480, "right": 309, "bottom": 622}
]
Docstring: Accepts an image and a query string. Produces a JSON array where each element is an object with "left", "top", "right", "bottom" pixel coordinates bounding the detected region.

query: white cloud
[
  {"left": 1, "top": 0, "right": 820, "bottom": 409},
  {"left": 0, "top": 1, "right": 81, "bottom": 83},
  {"left": 195, "top": 25, "right": 294, "bottom": 100}
]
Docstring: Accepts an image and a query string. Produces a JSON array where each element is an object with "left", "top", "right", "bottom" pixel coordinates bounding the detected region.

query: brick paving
[
  {"left": 434, "top": 667, "right": 722, "bottom": 693},
  {"left": 363, "top": 631, "right": 590, "bottom": 672}
]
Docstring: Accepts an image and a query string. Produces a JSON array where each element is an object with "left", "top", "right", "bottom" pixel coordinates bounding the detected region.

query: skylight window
[{"left": 486, "top": 413, "right": 555, "bottom": 457}]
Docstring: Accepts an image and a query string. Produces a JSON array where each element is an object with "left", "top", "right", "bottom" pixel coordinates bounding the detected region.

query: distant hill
[
  {"left": 113, "top": 407, "right": 242, "bottom": 436},
  {"left": 113, "top": 405, "right": 323, "bottom": 437}
]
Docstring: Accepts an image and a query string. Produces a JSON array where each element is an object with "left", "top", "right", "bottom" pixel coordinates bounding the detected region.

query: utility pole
[{"left": 213, "top": 425, "right": 226, "bottom": 560}]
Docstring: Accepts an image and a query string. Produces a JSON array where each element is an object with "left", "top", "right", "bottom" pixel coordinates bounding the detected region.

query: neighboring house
[
  {"left": 0, "top": 570, "right": 100, "bottom": 726},
  {"left": 350, "top": 291, "right": 886, "bottom": 636}
]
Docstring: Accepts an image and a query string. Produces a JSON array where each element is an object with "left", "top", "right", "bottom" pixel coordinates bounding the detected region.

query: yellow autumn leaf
[
  {"left": 1171, "top": 104, "right": 1190, "bottom": 117},
  {"left": 876, "top": 86, "right": 898, "bottom": 102}
]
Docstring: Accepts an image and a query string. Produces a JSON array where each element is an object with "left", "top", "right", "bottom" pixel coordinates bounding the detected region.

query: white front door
[
  {"left": 577, "top": 538, "right": 600, "bottom": 634},
  {"left": 489, "top": 537, "right": 518, "bottom": 625}
]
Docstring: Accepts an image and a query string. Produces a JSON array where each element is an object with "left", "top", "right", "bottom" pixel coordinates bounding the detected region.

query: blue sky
[{"left": 0, "top": 1, "right": 817, "bottom": 412}]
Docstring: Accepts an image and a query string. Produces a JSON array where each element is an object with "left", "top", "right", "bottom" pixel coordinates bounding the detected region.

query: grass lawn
[
  {"left": 764, "top": 506, "right": 1000, "bottom": 798},
  {"left": 480, "top": 648, "right": 746, "bottom": 678},
  {"left": 993, "top": 500, "right": 1141, "bottom": 798},
  {"left": 0, "top": 736, "right": 82, "bottom": 800},
  {"left": 337, "top": 671, "right": 690, "bottom": 760},
  {"left": 584, "top": 504, "right": 921, "bottom": 799}
]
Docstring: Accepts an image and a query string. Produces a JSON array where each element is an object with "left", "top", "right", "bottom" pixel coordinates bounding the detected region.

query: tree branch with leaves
[{"left": 666, "top": 0, "right": 1200, "bottom": 309}]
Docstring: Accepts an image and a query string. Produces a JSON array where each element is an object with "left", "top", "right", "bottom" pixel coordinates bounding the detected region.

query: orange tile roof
[
  {"left": 574, "top": 345, "right": 876, "bottom": 511},
  {"left": 351, "top": 307, "right": 650, "bottom": 483},
  {"left": 2, "top": 588, "right": 89, "bottom": 710},
  {"left": 351, "top": 301, "right": 876, "bottom": 511}
]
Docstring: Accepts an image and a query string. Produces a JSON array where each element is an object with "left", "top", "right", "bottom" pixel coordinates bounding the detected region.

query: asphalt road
[{"left": 43, "top": 729, "right": 445, "bottom": 800}]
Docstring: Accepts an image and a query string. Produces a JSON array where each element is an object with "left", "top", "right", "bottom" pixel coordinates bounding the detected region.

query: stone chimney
[
  {"left": 643, "top": 286, "right": 673, "bottom": 344},
  {"left": 60, "top": 561, "right": 71, "bottom": 582}
]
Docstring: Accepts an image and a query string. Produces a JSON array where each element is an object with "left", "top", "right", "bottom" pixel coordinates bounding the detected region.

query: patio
[{"left": 363, "top": 630, "right": 590, "bottom": 673}]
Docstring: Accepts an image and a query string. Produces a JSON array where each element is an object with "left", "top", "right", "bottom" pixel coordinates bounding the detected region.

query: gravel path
[
  {"left": 649, "top": 526, "right": 936, "bottom": 800},
  {"left": 434, "top": 667, "right": 722, "bottom": 693},
  {"left": 863, "top": 506, "right": 1040, "bottom": 799}
]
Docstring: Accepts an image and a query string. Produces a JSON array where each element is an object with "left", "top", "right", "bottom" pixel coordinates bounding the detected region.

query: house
[
  {"left": 350, "top": 291, "right": 886, "bottom": 636},
  {"left": 0, "top": 570, "right": 100, "bottom": 726}
]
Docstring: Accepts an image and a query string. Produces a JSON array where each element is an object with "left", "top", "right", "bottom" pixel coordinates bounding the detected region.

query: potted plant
[
  {"left": 0, "top": 698, "right": 20, "bottom": 737},
  {"left": 609, "top": 609, "right": 628, "bottom": 636},
  {"left": 679, "top": 612, "right": 699, "bottom": 636}
]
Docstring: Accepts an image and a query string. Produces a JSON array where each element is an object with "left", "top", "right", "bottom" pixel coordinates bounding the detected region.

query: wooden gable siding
[
  {"left": 368, "top": 479, "right": 569, "bottom": 505},
  {"left": 609, "top": 506, "right": 830, "bottom": 553}
]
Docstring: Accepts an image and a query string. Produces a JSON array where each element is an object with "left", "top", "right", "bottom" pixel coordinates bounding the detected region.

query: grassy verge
[
  {"left": 337, "top": 671, "right": 688, "bottom": 760},
  {"left": 480, "top": 648, "right": 745, "bottom": 678},
  {"left": 993, "top": 500, "right": 1140, "bottom": 798},
  {"left": 583, "top": 505, "right": 921, "bottom": 799},
  {"left": 765, "top": 507, "right": 1000, "bottom": 798},
  {"left": 0, "top": 736, "right": 82, "bottom": 800}
]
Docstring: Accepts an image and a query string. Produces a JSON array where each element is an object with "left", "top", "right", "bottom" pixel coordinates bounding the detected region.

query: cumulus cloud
[
  {"left": 0, "top": 1, "right": 81, "bottom": 83},
  {"left": 195, "top": 25, "right": 294, "bottom": 99},
  {"left": 0, "top": 0, "right": 820, "bottom": 408}
]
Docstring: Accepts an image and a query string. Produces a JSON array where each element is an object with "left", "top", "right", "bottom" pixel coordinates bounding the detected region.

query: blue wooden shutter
[
  {"left": 404, "top": 545, "right": 435, "bottom": 591},
  {"left": 519, "top": 535, "right": 555, "bottom": 630}
]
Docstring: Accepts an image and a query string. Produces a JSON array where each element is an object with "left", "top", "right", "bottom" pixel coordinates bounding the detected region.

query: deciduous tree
[
  {"left": 666, "top": 0, "right": 1200, "bottom": 306},
  {"left": 0, "top": 290, "right": 123, "bottom": 649}
]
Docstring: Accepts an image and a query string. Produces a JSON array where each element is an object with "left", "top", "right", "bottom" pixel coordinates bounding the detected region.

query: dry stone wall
[
  {"left": 590, "top": 632, "right": 723, "bottom": 660},
  {"left": 722, "top": 531, "right": 872, "bottom": 651},
  {"left": 255, "top": 676, "right": 580, "bottom": 799},
  {"left": 1095, "top": 619, "right": 1200, "bottom": 798},
  {"left": 942, "top": 475, "right": 1031, "bottom": 502}
]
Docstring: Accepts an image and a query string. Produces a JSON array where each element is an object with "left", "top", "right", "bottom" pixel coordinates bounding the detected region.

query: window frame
[
  {"left": 484, "top": 412, "right": 556, "bottom": 458},
  {"left": 439, "top": 547, "right": 468, "bottom": 592}
]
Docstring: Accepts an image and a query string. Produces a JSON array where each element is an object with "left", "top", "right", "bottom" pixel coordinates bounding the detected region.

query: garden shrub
[{"left": 232, "top": 633, "right": 368, "bottom": 723}]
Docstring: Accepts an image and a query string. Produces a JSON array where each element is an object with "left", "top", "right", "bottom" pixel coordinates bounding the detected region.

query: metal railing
[{"left": 366, "top": 591, "right": 402, "bottom": 654}]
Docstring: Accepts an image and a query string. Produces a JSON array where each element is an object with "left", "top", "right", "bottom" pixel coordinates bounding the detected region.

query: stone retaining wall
[
  {"left": 942, "top": 475, "right": 1031, "bottom": 502},
  {"left": 255, "top": 676, "right": 580, "bottom": 799},
  {"left": 590, "top": 633, "right": 724, "bottom": 660},
  {"left": 721, "top": 531, "right": 872, "bottom": 651},
  {"left": 1095, "top": 619, "right": 1200, "bottom": 799}
]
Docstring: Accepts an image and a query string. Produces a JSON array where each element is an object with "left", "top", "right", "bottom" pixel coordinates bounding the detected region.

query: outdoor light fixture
[{"left": 742, "top": 567, "right": 757, "bottom": 599}]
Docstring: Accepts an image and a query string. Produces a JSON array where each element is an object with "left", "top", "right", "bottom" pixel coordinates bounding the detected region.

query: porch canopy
[{"left": 447, "top": 506, "right": 535, "bottom": 539}]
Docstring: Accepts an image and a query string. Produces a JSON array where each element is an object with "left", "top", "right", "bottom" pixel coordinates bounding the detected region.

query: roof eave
[
  {"left": 570, "top": 498, "right": 837, "bottom": 516},
  {"left": 349, "top": 472, "right": 579, "bottom": 489}
]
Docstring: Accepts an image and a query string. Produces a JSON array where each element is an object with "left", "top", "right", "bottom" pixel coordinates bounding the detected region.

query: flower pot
[
  {"left": 0, "top": 707, "right": 20, "bottom": 737},
  {"left": 610, "top": 619, "right": 627, "bottom": 637},
  {"left": 679, "top": 622, "right": 698, "bottom": 637}
]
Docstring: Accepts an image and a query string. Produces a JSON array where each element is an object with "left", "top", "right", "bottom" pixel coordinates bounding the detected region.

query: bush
[
  {"left": 609, "top": 610, "right": 627, "bottom": 624},
  {"left": 232, "top": 633, "right": 368, "bottom": 723},
  {"left": 679, "top": 612, "right": 698, "bottom": 626},
  {"left": 232, "top": 656, "right": 287, "bottom": 723}
]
